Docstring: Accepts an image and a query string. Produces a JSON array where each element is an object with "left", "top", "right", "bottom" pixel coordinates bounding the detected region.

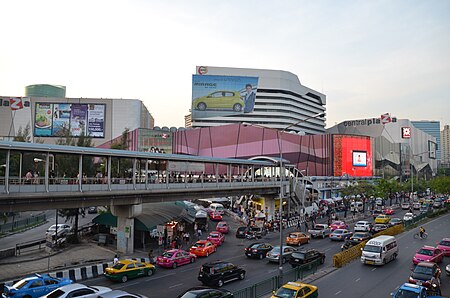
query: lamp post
[{"left": 277, "top": 111, "right": 325, "bottom": 284}]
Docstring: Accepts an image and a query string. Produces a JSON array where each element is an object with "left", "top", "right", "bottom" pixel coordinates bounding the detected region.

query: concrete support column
[
  {"left": 45, "top": 152, "right": 50, "bottom": 192},
  {"left": 107, "top": 156, "right": 112, "bottom": 191},
  {"left": 111, "top": 204, "right": 142, "bottom": 254},
  {"left": 265, "top": 196, "right": 276, "bottom": 221},
  {"left": 78, "top": 155, "right": 83, "bottom": 192},
  {"left": 5, "top": 150, "right": 10, "bottom": 194}
]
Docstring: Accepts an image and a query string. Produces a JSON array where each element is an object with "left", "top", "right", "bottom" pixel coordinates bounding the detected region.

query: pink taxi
[
  {"left": 412, "top": 245, "right": 444, "bottom": 265},
  {"left": 216, "top": 221, "right": 229, "bottom": 234},
  {"left": 156, "top": 249, "right": 196, "bottom": 269},
  {"left": 207, "top": 231, "right": 225, "bottom": 246},
  {"left": 436, "top": 238, "right": 450, "bottom": 256},
  {"left": 330, "top": 221, "right": 348, "bottom": 231}
]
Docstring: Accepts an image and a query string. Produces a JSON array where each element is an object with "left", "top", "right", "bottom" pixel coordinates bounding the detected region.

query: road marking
[
  {"left": 324, "top": 248, "right": 332, "bottom": 252},
  {"left": 268, "top": 269, "right": 277, "bottom": 273},
  {"left": 144, "top": 272, "right": 176, "bottom": 281},
  {"left": 169, "top": 283, "right": 183, "bottom": 289},
  {"left": 355, "top": 278, "right": 360, "bottom": 282},
  {"left": 116, "top": 281, "right": 139, "bottom": 289},
  {"left": 335, "top": 290, "right": 342, "bottom": 295},
  {"left": 371, "top": 268, "right": 377, "bottom": 271},
  {"left": 181, "top": 267, "right": 199, "bottom": 272}
]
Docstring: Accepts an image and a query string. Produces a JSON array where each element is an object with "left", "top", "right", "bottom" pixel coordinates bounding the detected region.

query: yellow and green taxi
[
  {"left": 271, "top": 281, "right": 318, "bottom": 298},
  {"left": 104, "top": 259, "right": 156, "bottom": 283},
  {"left": 193, "top": 91, "right": 244, "bottom": 112},
  {"left": 375, "top": 214, "right": 390, "bottom": 224}
]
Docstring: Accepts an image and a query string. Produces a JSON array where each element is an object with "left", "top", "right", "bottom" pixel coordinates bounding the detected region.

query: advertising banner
[
  {"left": 70, "top": 104, "right": 88, "bottom": 136},
  {"left": 87, "top": 104, "right": 105, "bottom": 137},
  {"left": 52, "top": 104, "right": 71, "bottom": 136},
  {"left": 191, "top": 75, "right": 259, "bottom": 119},
  {"left": 34, "top": 103, "right": 106, "bottom": 138},
  {"left": 34, "top": 103, "right": 53, "bottom": 136}
]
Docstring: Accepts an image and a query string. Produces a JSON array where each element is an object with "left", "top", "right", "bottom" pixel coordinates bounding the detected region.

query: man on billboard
[{"left": 243, "top": 84, "right": 256, "bottom": 113}]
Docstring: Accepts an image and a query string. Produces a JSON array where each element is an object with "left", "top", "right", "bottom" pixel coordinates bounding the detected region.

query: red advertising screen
[{"left": 333, "top": 135, "right": 373, "bottom": 177}]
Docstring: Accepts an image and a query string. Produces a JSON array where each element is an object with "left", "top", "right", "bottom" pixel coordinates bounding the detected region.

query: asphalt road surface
[
  {"left": 82, "top": 208, "right": 419, "bottom": 298},
  {"left": 314, "top": 212, "right": 450, "bottom": 298}
]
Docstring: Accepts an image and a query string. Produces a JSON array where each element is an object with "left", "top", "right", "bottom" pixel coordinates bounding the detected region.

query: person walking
[{"left": 113, "top": 254, "right": 119, "bottom": 264}]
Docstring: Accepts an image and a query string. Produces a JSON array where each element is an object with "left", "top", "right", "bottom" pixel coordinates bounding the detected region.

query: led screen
[{"left": 352, "top": 151, "right": 367, "bottom": 167}]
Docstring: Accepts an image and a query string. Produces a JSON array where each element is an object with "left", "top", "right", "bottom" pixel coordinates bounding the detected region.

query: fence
[
  {"left": 0, "top": 214, "right": 46, "bottom": 234},
  {"left": 233, "top": 258, "right": 321, "bottom": 298}
]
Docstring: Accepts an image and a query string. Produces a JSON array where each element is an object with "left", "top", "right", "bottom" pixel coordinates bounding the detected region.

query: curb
[
  {"left": 1, "top": 257, "right": 153, "bottom": 285},
  {"left": 0, "top": 220, "right": 49, "bottom": 239}
]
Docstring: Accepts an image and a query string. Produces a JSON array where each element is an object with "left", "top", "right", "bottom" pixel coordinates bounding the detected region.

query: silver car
[
  {"left": 266, "top": 246, "right": 296, "bottom": 263},
  {"left": 99, "top": 290, "right": 148, "bottom": 298}
]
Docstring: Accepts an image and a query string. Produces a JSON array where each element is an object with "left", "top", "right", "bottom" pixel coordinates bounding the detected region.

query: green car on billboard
[{"left": 193, "top": 90, "right": 244, "bottom": 112}]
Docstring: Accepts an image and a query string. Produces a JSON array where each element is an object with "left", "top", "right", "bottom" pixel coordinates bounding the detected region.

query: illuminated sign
[
  {"left": 352, "top": 151, "right": 367, "bottom": 167},
  {"left": 401, "top": 127, "right": 411, "bottom": 139},
  {"left": 333, "top": 135, "right": 373, "bottom": 177}
]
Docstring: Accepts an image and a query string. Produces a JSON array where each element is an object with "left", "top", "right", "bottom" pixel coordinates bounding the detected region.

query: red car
[
  {"left": 156, "top": 249, "right": 196, "bottom": 269},
  {"left": 436, "top": 238, "right": 450, "bottom": 256},
  {"left": 216, "top": 221, "right": 229, "bottom": 234},
  {"left": 207, "top": 231, "right": 225, "bottom": 246},
  {"left": 330, "top": 221, "right": 348, "bottom": 231},
  {"left": 383, "top": 208, "right": 395, "bottom": 215},
  {"left": 209, "top": 212, "right": 223, "bottom": 221},
  {"left": 189, "top": 240, "right": 217, "bottom": 257},
  {"left": 412, "top": 245, "right": 444, "bottom": 265}
]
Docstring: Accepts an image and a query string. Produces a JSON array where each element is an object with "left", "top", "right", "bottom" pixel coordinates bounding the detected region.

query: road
[
  {"left": 82, "top": 207, "right": 417, "bottom": 297},
  {"left": 314, "top": 212, "right": 450, "bottom": 297},
  {"left": 0, "top": 210, "right": 97, "bottom": 249}
]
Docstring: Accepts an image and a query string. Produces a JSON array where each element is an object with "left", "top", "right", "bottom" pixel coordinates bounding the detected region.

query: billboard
[
  {"left": 34, "top": 103, "right": 105, "bottom": 138},
  {"left": 333, "top": 135, "right": 373, "bottom": 177},
  {"left": 191, "top": 75, "right": 259, "bottom": 119},
  {"left": 352, "top": 151, "right": 367, "bottom": 167},
  {"left": 428, "top": 141, "right": 437, "bottom": 159}
]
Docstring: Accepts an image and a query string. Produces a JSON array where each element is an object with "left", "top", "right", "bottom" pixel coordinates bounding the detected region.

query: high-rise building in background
[
  {"left": 190, "top": 66, "right": 326, "bottom": 135},
  {"left": 411, "top": 120, "right": 441, "bottom": 161},
  {"left": 184, "top": 114, "right": 192, "bottom": 128},
  {"left": 441, "top": 125, "right": 450, "bottom": 166}
]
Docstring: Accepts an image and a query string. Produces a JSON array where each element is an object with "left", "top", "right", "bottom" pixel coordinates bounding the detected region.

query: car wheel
[
  {"left": 239, "top": 272, "right": 245, "bottom": 280},
  {"left": 322, "top": 234, "right": 325, "bottom": 239},
  {"left": 282, "top": 257, "right": 286, "bottom": 264},
  {"left": 206, "top": 251, "right": 209, "bottom": 257},
  {"left": 172, "top": 262, "right": 177, "bottom": 269},
  {"left": 197, "top": 102, "right": 207, "bottom": 111},
  {"left": 307, "top": 238, "right": 310, "bottom": 243},
  {"left": 147, "top": 269, "right": 154, "bottom": 276},
  {"left": 233, "top": 103, "right": 242, "bottom": 112},
  {"left": 121, "top": 275, "right": 128, "bottom": 283},
  {"left": 217, "top": 279, "right": 224, "bottom": 287},
  {"left": 190, "top": 257, "right": 195, "bottom": 263},
  {"left": 259, "top": 253, "right": 264, "bottom": 260}
]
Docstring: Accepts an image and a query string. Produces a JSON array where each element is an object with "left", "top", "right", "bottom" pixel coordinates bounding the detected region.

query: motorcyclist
[{"left": 419, "top": 226, "right": 426, "bottom": 239}]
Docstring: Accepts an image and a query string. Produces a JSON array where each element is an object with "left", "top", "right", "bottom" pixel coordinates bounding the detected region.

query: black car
[
  {"left": 289, "top": 249, "right": 325, "bottom": 268},
  {"left": 87, "top": 206, "right": 98, "bottom": 214},
  {"left": 341, "top": 240, "right": 358, "bottom": 251},
  {"left": 348, "top": 232, "right": 371, "bottom": 243},
  {"left": 245, "top": 243, "right": 273, "bottom": 259},
  {"left": 235, "top": 227, "right": 248, "bottom": 239},
  {"left": 198, "top": 261, "right": 245, "bottom": 287},
  {"left": 177, "top": 286, "right": 233, "bottom": 298},
  {"left": 245, "top": 226, "right": 267, "bottom": 239},
  {"left": 409, "top": 262, "right": 441, "bottom": 290}
]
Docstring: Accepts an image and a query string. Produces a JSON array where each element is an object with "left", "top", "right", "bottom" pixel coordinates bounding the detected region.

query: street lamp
[{"left": 277, "top": 111, "right": 325, "bottom": 284}]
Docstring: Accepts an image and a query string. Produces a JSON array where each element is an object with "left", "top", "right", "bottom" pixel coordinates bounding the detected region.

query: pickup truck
[{"left": 308, "top": 224, "right": 331, "bottom": 239}]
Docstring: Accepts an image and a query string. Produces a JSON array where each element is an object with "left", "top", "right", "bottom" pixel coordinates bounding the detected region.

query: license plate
[{"left": 366, "top": 260, "right": 374, "bottom": 265}]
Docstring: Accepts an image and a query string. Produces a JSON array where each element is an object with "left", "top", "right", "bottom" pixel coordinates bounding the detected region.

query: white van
[
  {"left": 209, "top": 203, "right": 225, "bottom": 215},
  {"left": 350, "top": 201, "right": 363, "bottom": 212},
  {"left": 361, "top": 235, "right": 398, "bottom": 266}
]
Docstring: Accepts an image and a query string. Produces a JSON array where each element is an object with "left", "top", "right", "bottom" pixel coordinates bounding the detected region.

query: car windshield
[
  {"left": 395, "top": 289, "right": 421, "bottom": 298},
  {"left": 273, "top": 287, "right": 298, "bottom": 298},
  {"left": 209, "top": 234, "right": 219, "bottom": 238},
  {"left": 195, "top": 242, "right": 205, "bottom": 248},
  {"left": 417, "top": 249, "right": 433, "bottom": 256},
  {"left": 414, "top": 265, "right": 433, "bottom": 275},
  {"left": 112, "top": 263, "right": 125, "bottom": 270},
  {"left": 289, "top": 234, "right": 298, "bottom": 238},
  {"left": 250, "top": 244, "right": 261, "bottom": 249},
  {"left": 46, "top": 289, "right": 66, "bottom": 298},
  {"left": 162, "top": 252, "right": 174, "bottom": 258},
  {"left": 334, "top": 230, "right": 344, "bottom": 234},
  {"left": 313, "top": 225, "right": 324, "bottom": 230},
  {"left": 364, "top": 245, "right": 382, "bottom": 253},
  {"left": 353, "top": 233, "right": 366, "bottom": 238},
  {"left": 12, "top": 280, "right": 28, "bottom": 289},
  {"left": 292, "top": 252, "right": 305, "bottom": 259},
  {"left": 439, "top": 240, "right": 450, "bottom": 246},
  {"left": 271, "top": 247, "right": 281, "bottom": 253},
  {"left": 251, "top": 227, "right": 260, "bottom": 232},
  {"left": 179, "top": 293, "right": 198, "bottom": 298}
]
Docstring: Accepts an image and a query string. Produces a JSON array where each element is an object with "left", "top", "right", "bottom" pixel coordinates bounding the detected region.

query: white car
[
  {"left": 403, "top": 212, "right": 414, "bottom": 221},
  {"left": 401, "top": 203, "right": 410, "bottom": 210},
  {"left": 354, "top": 221, "right": 373, "bottom": 232},
  {"left": 41, "top": 283, "right": 111, "bottom": 298},
  {"left": 98, "top": 290, "right": 148, "bottom": 298},
  {"left": 45, "top": 224, "right": 72, "bottom": 236}
]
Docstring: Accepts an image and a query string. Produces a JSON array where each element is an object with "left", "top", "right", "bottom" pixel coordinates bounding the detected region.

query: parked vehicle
[
  {"left": 289, "top": 249, "right": 325, "bottom": 268},
  {"left": 198, "top": 261, "right": 245, "bottom": 287},
  {"left": 361, "top": 235, "right": 398, "bottom": 266},
  {"left": 308, "top": 223, "right": 331, "bottom": 238}
]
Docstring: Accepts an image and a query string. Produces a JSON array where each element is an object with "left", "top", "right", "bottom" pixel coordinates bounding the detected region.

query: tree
[
  {"left": 429, "top": 176, "right": 450, "bottom": 194},
  {"left": 58, "top": 208, "right": 85, "bottom": 244}
]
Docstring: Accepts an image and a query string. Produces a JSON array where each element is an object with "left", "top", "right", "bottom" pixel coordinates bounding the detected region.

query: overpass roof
[{"left": 0, "top": 141, "right": 274, "bottom": 166}]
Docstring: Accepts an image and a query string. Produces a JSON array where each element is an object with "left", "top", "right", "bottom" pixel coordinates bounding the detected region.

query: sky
[{"left": 0, "top": 0, "right": 449, "bottom": 128}]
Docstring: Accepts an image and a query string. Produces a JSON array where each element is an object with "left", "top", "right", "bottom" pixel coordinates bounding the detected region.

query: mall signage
[
  {"left": 343, "top": 114, "right": 397, "bottom": 127},
  {"left": 402, "top": 127, "right": 411, "bottom": 139}
]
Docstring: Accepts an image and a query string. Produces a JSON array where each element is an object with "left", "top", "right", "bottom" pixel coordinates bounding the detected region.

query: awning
[{"left": 92, "top": 201, "right": 196, "bottom": 232}]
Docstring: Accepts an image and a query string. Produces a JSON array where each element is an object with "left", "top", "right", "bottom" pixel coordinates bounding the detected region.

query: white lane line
[
  {"left": 324, "top": 248, "right": 332, "bottom": 252},
  {"left": 371, "top": 268, "right": 377, "bottom": 271},
  {"left": 355, "top": 278, "right": 360, "bottom": 282},
  {"left": 169, "top": 283, "right": 183, "bottom": 289},
  {"left": 144, "top": 272, "right": 176, "bottom": 281},
  {"left": 335, "top": 290, "right": 342, "bottom": 295},
  {"left": 268, "top": 269, "right": 277, "bottom": 273},
  {"left": 116, "top": 281, "right": 140, "bottom": 289}
]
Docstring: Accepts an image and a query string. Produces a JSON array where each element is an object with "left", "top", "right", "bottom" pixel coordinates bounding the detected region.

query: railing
[
  {"left": 16, "top": 238, "right": 47, "bottom": 255},
  {"left": 0, "top": 214, "right": 47, "bottom": 234},
  {"left": 233, "top": 258, "right": 321, "bottom": 298}
]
